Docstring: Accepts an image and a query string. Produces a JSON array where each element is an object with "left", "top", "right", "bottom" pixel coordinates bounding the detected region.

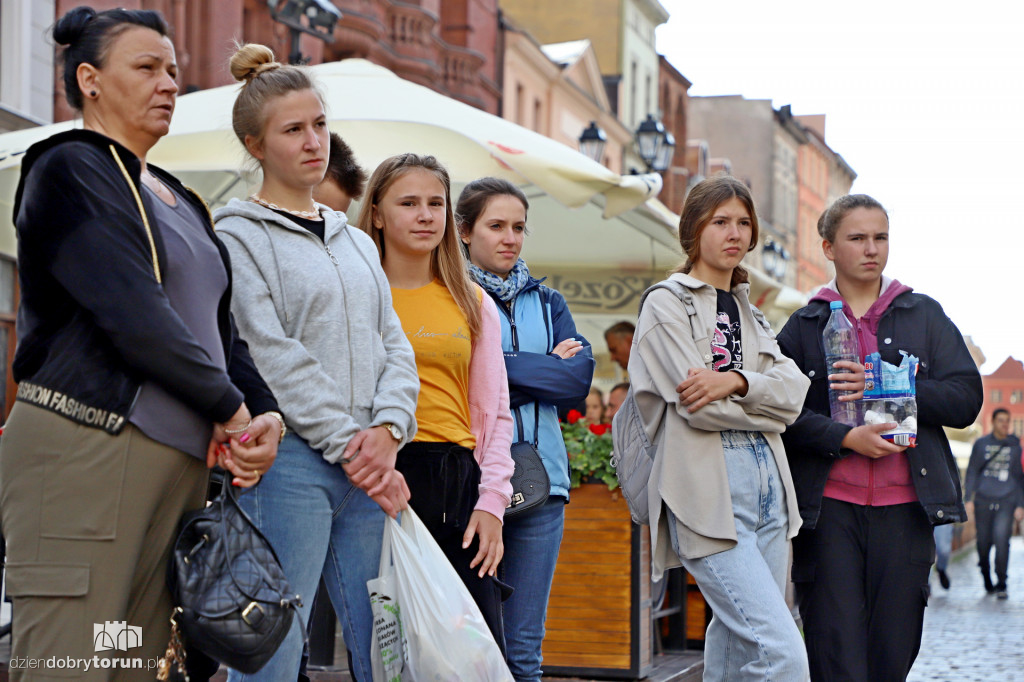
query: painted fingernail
[{"left": 239, "top": 433, "right": 251, "bottom": 443}]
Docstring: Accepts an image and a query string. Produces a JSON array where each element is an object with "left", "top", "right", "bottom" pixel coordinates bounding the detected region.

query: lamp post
[
  {"left": 762, "top": 239, "right": 790, "bottom": 281},
  {"left": 634, "top": 114, "right": 676, "bottom": 172},
  {"left": 267, "top": 0, "right": 341, "bottom": 65},
  {"left": 578, "top": 121, "right": 607, "bottom": 163}
]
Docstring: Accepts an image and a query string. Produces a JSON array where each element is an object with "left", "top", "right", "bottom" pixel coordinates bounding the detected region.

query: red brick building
[
  {"left": 53, "top": 0, "right": 502, "bottom": 122},
  {"left": 657, "top": 54, "right": 690, "bottom": 215},
  {"left": 981, "top": 356, "right": 1024, "bottom": 436}
]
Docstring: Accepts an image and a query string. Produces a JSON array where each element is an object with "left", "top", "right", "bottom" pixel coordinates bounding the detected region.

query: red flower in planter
[
  {"left": 588, "top": 423, "right": 611, "bottom": 436},
  {"left": 566, "top": 409, "right": 583, "bottom": 424}
]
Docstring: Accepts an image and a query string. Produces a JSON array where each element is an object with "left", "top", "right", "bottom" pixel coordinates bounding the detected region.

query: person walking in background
[
  {"left": 778, "top": 194, "right": 982, "bottom": 681},
  {"left": 215, "top": 44, "right": 419, "bottom": 681},
  {"left": 964, "top": 408, "right": 1024, "bottom": 598},
  {"left": 313, "top": 131, "right": 367, "bottom": 214},
  {"left": 604, "top": 321, "right": 635, "bottom": 371},
  {"left": 457, "top": 177, "right": 594, "bottom": 682},
  {"left": 634, "top": 175, "right": 811, "bottom": 681},
  {"left": 933, "top": 523, "right": 954, "bottom": 589},
  {"left": 1, "top": 9, "right": 281, "bottom": 679},
  {"left": 355, "top": 154, "right": 515, "bottom": 650}
]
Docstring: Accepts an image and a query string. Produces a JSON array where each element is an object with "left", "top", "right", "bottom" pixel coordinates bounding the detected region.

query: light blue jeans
[
  {"left": 227, "top": 433, "right": 386, "bottom": 682},
  {"left": 933, "top": 523, "right": 953, "bottom": 572},
  {"left": 670, "top": 430, "right": 808, "bottom": 682},
  {"left": 500, "top": 495, "right": 566, "bottom": 682}
]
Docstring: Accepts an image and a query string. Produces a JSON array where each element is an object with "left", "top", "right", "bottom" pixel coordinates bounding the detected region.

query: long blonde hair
[{"left": 355, "top": 153, "right": 481, "bottom": 337}]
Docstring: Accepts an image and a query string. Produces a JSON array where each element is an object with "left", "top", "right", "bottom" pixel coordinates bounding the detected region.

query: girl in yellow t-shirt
[{"left": 355, "top": 153, "right": 515, "bottom": 652}]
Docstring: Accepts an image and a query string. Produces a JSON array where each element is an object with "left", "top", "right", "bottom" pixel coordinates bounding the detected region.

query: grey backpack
[{"left": 611, "top": 280, "right": 699, "bottom": 525}]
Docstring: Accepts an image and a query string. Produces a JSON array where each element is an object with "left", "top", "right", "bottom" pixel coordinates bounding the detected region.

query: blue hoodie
[{"left": 484, "top": 277, "right": 595, "bottom": 499}]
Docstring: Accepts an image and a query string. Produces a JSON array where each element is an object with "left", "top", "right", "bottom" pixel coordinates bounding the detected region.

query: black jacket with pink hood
[{"left": 777, "top": 279, "right": 981, "bottom": 528}]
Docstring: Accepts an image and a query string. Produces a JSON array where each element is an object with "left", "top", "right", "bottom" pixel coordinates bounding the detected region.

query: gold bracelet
[
  {"left": 263, "top": 411, "right": 287, "bottom": 444},
  {"left": 223, "top": 418, "right": 252, "bottom": 434}
]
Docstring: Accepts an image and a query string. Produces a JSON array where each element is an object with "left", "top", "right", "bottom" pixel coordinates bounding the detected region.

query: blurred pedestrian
[
  {"left": 964, "top": 407, "right": 1024, "bottom": 598},
  {"left": 355, "top": 155, "right": 515, "bottom": 651},
  {"left": 778, "top": 194, "right": 982, "bottom": 681},
  {"left": 604, "top": 321, "right": 635, "bottom": 371},
  {"left": 1, "top": 8, "right": 281, "bottom": 679},
  {"left": 215, "top": 44, "right": 419, "bottom": 681},
  {"left": 584, "top": 386, "right": 605, "bottom": 423},
  {"left": 605, "top": 382, "right": 630, "bottom": 422},
  {"left": 457, "top": 176, "right": 594, "bottom": 682},
  {"left": 634, "top": 175, "right": 811, "bottom": 681},
  {"left": 933, "top": 523, "right": 953, "bottom": 589}
]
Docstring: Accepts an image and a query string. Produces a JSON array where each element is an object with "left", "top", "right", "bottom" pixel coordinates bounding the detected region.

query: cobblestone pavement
[{"left": 908, "top": 536, "right": 1024, "bottom": 681}]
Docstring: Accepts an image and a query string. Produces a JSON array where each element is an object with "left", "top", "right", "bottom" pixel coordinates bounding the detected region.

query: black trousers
[
  {"left": 974, "top": 493, "right": 1016, "bottom": 588},
  {"left": 396, "top": 441, "right": 510, "bottom": 656},
  {"left": 792, "top": 498, "right": 934, "bottom": 682}
]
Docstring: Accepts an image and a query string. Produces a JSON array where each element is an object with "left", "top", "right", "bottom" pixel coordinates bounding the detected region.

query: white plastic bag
[
  {"left": 384, "top": 507, "right": 513, "bottom": 682},
  {"left": 367, "top": 519, "right": 410, "bottom": 682}
]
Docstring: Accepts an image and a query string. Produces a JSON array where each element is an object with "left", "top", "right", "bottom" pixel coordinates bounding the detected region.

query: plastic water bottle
[{"left": 823, "top": 300, "right": 860, "bottom": 426}]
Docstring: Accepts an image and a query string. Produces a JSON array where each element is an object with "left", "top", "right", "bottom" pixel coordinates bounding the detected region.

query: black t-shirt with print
[
  {"left": 713, "top": 289, "right": 743, "bottom": 372},
  {"left": 273, "top": 208, "right": 325, "bottom": 242}
]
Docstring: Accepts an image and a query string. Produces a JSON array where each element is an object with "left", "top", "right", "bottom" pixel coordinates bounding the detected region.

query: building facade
[
  {"left": 982, "top": 357, "right": 1024, "bottom": 437},
  {"left": 499, "top": 0, "right": 669, "bottom": 173},
  {"left": 46, "top": 0, "right": 503, "bottom": 122},
  {"left": 657, "top": 54, "right": 690, "bottom": 215}
]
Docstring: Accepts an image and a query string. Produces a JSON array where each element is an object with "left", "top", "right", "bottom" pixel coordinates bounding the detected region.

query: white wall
[{"left": 1, "top": 0, "right": 56, "bottom": 125}]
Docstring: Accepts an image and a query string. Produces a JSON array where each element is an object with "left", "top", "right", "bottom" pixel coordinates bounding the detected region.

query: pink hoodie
[
  {"left": 469, "top": 289, "right": 515, "bottom": 521},
  {"left": 813, "top": 278, "right": 918, "bottom": 507}
]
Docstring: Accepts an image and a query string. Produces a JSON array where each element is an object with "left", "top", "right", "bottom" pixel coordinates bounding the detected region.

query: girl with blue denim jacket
[
  {"left": 630, "top": 175, "right": 816, "bottom": 681},
  {"left": 457, "top": 178, "right": 595, "bottom": 682}
]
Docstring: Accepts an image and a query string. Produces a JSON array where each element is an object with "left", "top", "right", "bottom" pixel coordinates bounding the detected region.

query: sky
[{"left": 656, "top": 0, "right": 1024, "bottom": 373}]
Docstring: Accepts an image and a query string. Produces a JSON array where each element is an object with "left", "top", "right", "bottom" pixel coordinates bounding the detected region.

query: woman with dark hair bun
[{"left": 0, "top": 6, "right": 282, "bottom": 679}]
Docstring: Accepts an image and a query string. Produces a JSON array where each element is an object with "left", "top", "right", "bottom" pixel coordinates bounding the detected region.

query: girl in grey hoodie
[{"left": 213, "top": 44, "right": 420, "bottom": 682}]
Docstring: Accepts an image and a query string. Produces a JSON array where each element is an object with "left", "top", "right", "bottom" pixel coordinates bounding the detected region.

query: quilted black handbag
[
  {"left": 505, "top": 404, "right": 550, "bottom": 517},
  {"left": 165, "top": 474, "right": 303, "bottom": 675}
]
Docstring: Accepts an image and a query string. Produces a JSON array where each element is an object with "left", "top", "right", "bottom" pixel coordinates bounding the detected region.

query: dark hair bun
[{"left": 53, "top": 5, "right": 97, "bottom": 46}]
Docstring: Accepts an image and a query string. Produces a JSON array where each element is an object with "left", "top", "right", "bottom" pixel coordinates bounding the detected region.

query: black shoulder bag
[
  {"left": 506, "top": 402, "right": 550, "bottom": 517},
  {"left": 160, "top": 474, "right": 303, "bottom": 678}
]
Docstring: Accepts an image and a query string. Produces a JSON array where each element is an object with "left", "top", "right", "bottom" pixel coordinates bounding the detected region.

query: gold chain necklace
[{"left": 248, "top": 194, "right": 321, "bottom": 220}]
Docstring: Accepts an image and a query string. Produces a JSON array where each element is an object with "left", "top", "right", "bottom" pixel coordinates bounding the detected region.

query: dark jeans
[
  {"left": 974, "top": 493, "right": 1016, "bottom": 587},
  {"left": 792, "top": 498, "right": 934, "bottom": 682},
  {"left": 396, "top": 441, "right": 510, "bottom": 656}
]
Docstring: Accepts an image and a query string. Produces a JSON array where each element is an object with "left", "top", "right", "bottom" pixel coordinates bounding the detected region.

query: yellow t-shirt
[{"left": 390, "top": 280, "right": 476, "bottom": 448}]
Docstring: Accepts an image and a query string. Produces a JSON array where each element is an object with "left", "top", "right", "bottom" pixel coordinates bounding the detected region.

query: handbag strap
[{"left": 514, "top": 402, "right": 541, "bottom": 448}]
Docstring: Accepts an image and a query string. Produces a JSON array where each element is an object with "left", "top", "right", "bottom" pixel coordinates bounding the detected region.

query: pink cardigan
[{"left": 469, "top": 288, "right": 515, "bottom": 521}]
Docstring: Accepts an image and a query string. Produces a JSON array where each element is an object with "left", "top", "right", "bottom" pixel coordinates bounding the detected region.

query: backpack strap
[
  {"left": 638, "top": 280, "right": 702, "bottom": 346},
  {"left": 748, "top": 303, "right": 775, "bottom": 337}
]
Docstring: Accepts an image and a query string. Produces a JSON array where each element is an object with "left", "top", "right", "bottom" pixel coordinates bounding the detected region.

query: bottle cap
[{"left": 829, "top": 301, "right": 844, "bottom": 310}]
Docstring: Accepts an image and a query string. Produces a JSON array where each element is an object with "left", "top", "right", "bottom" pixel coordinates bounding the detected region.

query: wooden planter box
[{"left": 541, "top": 484, "right": 653, "bottom": 679}]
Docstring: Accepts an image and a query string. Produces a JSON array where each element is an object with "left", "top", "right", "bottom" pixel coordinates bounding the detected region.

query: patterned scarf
[{"left": 468, "top": 258, "right": 531, "bottom": 303}]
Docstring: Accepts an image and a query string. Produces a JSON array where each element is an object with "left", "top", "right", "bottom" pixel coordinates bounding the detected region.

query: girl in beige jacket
[{"left": 628, "top": 175, "right": 813, "bottom": 681}]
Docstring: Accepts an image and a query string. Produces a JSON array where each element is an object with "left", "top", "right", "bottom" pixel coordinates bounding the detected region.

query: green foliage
[{"left": 560, "top": 412, "right": 618, "bottom": 490}]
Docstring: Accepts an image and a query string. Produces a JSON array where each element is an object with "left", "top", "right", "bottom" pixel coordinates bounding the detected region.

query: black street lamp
[
  {"left": 762, "top": 239, "right": 790, "bottom": 281},
  {"left": 634, "top": 114, "right": 675, "bottom": 172},
  {"left": 268, "top": 0, "right": 342, "bottom": 65},
  {"left": 578, "top": 121, "right": 607, "bottom": 163}
]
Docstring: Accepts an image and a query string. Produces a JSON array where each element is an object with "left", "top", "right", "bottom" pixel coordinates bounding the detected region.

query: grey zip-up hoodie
[{"left": 214, "top": 198, "right": 418, "bottom": 463}]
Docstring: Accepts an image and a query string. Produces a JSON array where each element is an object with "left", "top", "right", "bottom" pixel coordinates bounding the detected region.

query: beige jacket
[{"left": 628, "top": 273, "right": 810, "bottom": 580}]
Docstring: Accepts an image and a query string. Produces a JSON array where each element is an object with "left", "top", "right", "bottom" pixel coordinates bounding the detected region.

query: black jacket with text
[{"left": 12, "top": 129, "right": 278, "bottom": 433}]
